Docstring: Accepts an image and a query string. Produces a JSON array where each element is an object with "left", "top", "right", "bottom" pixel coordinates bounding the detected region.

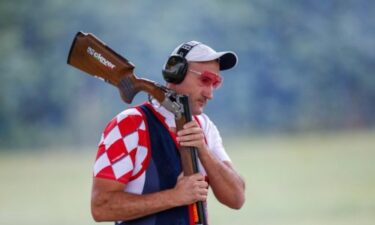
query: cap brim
[
  {"left": 218, "top": 51, "right": 237, "bottom": 70},
  {"left": 186, "top": 51, "right": 237, "bottom": 71}
]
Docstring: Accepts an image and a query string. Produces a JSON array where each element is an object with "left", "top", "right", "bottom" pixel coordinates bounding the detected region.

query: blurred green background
[{"left": 0, "top": 0, "right": 374, "bottom": 224}]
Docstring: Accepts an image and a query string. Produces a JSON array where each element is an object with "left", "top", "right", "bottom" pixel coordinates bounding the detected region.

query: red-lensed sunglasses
[{"left": 188, "top": 69, "right": 223, "bottom": 89}]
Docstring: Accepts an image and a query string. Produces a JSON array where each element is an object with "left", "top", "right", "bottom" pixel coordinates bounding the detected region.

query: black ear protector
[{"left": 162, "top": 41, "right": 200, "bottom": 84}]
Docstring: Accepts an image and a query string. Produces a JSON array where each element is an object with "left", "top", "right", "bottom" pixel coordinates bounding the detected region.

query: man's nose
[{"left": 202, "top": 85, "right": 214, "bottom": 100}]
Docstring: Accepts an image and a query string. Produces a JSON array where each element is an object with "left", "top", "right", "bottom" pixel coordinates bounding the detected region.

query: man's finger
[
  {"left": 183, "top": 120, "right": 198, "bottom": 129},
  {"left": 177, "top": 127, "right": 202, "bottom": 136}
]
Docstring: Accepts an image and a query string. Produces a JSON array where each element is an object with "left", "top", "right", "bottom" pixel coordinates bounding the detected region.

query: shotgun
[{"left": 67, "top": 32, "right": 207, "bottom": 225}]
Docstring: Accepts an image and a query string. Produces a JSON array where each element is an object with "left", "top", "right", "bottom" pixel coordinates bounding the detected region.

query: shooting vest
[{"left": 116, "top": 103, "right": 192, "bottom": 225}]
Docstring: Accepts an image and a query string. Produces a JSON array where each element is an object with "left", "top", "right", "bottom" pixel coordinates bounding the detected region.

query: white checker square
[
  {"left": 124, "top": 172, "right": 146, "bottom": 194},
  {"left": 104, "top": 125, "right": 121, "bottom": 149},
  {"left": 133, "top": 146, "right": 148, "bottom": 175},
  {"left": 117, "top": 108, "right": 141, "bottom": 122},
  {"left": 94, "top": 153, "right": 110, "bottom": 176},
  {"left": 123, "top": 132, "right": 138, "bottom": 151},
  {"left": 139, "top": 121, "right": 146, "bottom": 130},
  {"left": 112, "top": 155, "right": 133, "bottom": 179}
]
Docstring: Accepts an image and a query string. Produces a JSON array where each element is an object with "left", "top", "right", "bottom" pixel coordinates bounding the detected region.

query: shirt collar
[{"left": 149, "top": 98, "right": 176, "bottom": 128}]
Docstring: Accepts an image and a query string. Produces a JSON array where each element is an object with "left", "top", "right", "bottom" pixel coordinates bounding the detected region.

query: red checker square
[
  {"left": 138, "top": 129, "right": 149, "bottom": 147},
  {"left": 103, "top": 117, "right": 118, "bottom": 138},
  {"left": 106, "top": 139, "right": 128, "bottom": 164},
  {"left": 96, "top": 144, "right": 106, "bottom": 160},
  {"left": 117, "top": 171, "right": 133, "bottom": 184},
  {"left": 117, "top": 115, "right": 143, "bottom": 137},
  {"left": 128, "top": 148, "right": 137, "bottom": 165},
  {"left": 95, "top": 166, "right": 116, "bottom": 181}
]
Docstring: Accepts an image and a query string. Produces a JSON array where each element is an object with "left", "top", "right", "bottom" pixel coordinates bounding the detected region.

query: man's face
[{"left": 168, "top": 60, "right": 221, "bottom": 115}]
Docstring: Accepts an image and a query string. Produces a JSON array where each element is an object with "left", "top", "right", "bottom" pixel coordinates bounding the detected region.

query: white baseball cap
[{"left": 170, "top": 40, "right": 238, "bottom": 70}]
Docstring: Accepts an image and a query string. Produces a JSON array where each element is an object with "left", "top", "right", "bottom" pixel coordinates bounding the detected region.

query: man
[{"left": 91, "top": 41, "right": 245, "bottom": 225}]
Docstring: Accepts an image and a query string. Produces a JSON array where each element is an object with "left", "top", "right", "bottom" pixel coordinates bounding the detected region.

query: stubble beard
[{"left": 192, "top": 98, "right": 208, "bottom": 115}]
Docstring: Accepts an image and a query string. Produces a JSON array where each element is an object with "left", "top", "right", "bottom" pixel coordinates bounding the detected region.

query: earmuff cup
[{"left": 162, "top": 55, "right": 188, "bottom": 84}]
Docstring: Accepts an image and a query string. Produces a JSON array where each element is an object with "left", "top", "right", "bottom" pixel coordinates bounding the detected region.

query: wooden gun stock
[
  {"left": 67, "top": 31, "right": 166, "bottom": 104},
  {"left": 67, "top": 32, "right": 207, "bottom": 225}
]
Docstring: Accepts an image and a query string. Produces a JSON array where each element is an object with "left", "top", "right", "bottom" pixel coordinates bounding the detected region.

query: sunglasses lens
[
  {"left": 200, "top": 76, "right": 212, "bottom": 86},
  {"left": 200, "top": 71, "right": 222, "bottom": 89}
]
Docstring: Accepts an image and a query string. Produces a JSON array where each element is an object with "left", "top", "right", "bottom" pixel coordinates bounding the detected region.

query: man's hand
[
  {"left": 176, "top": 120, "right": 245, "bottom": 209},
  {"left": 177, "top": 120, "right": 246, "bottom": 209},
  {"left": 172, "top": 173, "right": 208, "bottom": 206},
  {"left": 176, "top": 120, "right": 206, "bottom": 151},
  {"left": 91, "top": 174, "right": 208, "bottom": 222}
]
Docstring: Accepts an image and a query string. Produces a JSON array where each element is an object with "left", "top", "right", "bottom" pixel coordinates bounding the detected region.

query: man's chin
[
  {"left": 191, "top": 100, "right": 207, "bottom": 115},
  {"left": 192, "top": 107, "right": 204, "bottom": 115}
]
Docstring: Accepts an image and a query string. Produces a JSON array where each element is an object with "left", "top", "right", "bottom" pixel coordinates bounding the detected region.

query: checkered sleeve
[{"left": 93, "top": 108, "right": 150, "bottom": 184}]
